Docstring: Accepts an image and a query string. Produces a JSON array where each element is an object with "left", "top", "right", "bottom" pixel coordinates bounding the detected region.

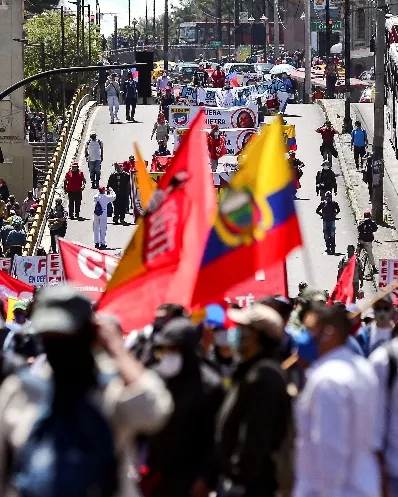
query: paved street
[{"left": 58, "top": 102, "right": 373, "bottom": 299}]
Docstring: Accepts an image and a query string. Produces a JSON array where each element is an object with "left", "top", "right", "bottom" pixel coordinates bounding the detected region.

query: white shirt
[
  {"left": 197, "top": 87, "right": 207, "bottom": 105},
  {"left": 370, "top": 338, "right": 398, "bottom": 476},
  {"left": 93, "top": 191, "right": 116, "bottom": 217},
  {"left": 87, "top": 139, "right": 102, "bottom": 161},
  {"left": 294, "top": 346, "right": 380, "bottom": 497},
  {"left": 369, "top": 322, "right": 393, "bottom": 353},
  {"left": 222, "top": 90, "right": 234, "bottom": 107}
]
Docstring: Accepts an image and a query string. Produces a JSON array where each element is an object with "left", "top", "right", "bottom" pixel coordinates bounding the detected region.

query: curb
[{"left": 317, "top": 99, "right": 377, "bottom": 289}]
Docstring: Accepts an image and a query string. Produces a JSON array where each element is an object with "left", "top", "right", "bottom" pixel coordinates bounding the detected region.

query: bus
[{"left": 385, "top": 15, "right": 398, "bottom": 155}]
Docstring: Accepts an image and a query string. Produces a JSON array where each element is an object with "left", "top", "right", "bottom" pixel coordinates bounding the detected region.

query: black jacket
[
  {"left": 193, "top": 70, "right": 209, "bottom": 87},
  {"left": 216, "top": 354, "right": 290, "bottom": 497},
  {"left": 316, "top": 168, "right": 337, "bottom": 194},
  {"left": 144, "top": 355, "right": 224, "bottom": 497},
  {"left": 358, "top": 218, "right": 378, "bottom": 242},
  {"left": 316, "top": 199, "right": 340, "bottom": 220},
  {"left": 107, "top": 171, "right": 130, "bottom": 195}
]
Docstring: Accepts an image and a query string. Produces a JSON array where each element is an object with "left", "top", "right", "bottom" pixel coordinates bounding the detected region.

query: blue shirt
[
  {"left": 351, "top": 128, "right": 367, "bottom": 147},
  {"left": 6, "top": 228, "right": 26, "bottom": 246}
]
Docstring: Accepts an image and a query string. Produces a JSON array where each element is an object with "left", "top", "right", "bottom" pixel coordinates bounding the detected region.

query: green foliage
[
  {"left": 24, "top": 10, "right": 101, "bottom": 115},
  {"left": 25, "top": 0, "right": 58, "bottom": 14}
]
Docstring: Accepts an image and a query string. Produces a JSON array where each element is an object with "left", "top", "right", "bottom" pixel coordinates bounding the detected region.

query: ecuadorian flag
[{"left": 192, "top": 116, "right": 302, "bottom": 306}]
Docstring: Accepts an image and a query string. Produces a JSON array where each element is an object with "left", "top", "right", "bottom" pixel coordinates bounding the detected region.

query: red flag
[
  {"left": 98, "top": 110, "right": 217, "bottom": 332},
  {"left": 58, "top": 239, "right": 118, "bottom": 302},
  {"left": 0, "top": 270, "right": 34, "bottom": 300},
  {"left": 328, "top": 254, "right": 356, "bottom": 305}
]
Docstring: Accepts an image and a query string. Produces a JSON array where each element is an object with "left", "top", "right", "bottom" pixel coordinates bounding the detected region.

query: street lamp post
[
  {"left": 260, "top": 14, "right": 268, "bottom": 61},
  {"left": 342, "top": 0, "right": 352, "bottom": 133},
  {"left": 248, "top": 15, "right": 254, "bottom": 56},
  {"left": 132, "top": 17, "right": 138, "bottom": 55},
  {"left": 164, "top": 0, "right": 169, "bottom": 71},
  {"left": 81, "top": 0, "right": 85, "bottom": 64}
]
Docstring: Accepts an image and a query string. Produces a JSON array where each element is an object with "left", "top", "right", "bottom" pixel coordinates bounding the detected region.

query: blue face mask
[
  {"left": 295, "top": 328, "right": 319, "bottom": 363},
  {"left": 227, "top": 327, "right": 241, "bottom": 351}
]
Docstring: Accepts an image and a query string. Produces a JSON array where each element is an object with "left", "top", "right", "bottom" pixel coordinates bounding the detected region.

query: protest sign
[
  {"left": 170, "top": 105, "right": 258, "bottom": 129},
  {"left": 13, "top": 256, "right": 47, "bottom": 286},
  {"left": 47, "top": 253, "right": 64, "bottom": 284},
  {"left": 0, "top": 258, "right": 11, "bottom": 273},
  {"left": 174, "top": 127, "right": 257, "bottom": 155},
  {"left": 379, "top": 259, "right": 398, "bottom": 302}
]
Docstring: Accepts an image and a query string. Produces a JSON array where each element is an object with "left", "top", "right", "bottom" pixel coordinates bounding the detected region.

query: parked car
[
  {"left": 223, "top": 63, "right": 259, "bottom": 85},
  {"left": 359, "top": 84, "right": 375, "bottom": 103},
  {"left": 175, "top": 63, "right": 199, "bottom": 84}
]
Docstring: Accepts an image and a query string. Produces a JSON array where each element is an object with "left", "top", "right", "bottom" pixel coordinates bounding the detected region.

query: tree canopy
[
  {"left": 24, "top": 10, "right": 101, "bottom": 116},
  {"left": 25, "top": 0, "right": 58, "bottom": 15}
]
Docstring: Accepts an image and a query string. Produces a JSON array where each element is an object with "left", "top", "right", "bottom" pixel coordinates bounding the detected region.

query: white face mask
[
  {"left": 157, "top": 352, "right": 183, "bottom": 378},
  {"left": 214, "top": 330, "right": 229, "bottom": 348}
]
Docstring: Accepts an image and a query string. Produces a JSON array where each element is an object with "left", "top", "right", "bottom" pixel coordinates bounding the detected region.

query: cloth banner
[
  {"left": 169, "top": 104, "right": 258, "bottom": 129},
  {"left": 0, "top": 258, "right": 11, "bottom": 273},
  {"left": 174, "top": 127, "right": 257, "bottom": 155},
  {"left": 12, "top": 254, "right": 64, "bottom": 287},
  {"left": 379, "top": 259, "right": 398, "bottom": 303}
]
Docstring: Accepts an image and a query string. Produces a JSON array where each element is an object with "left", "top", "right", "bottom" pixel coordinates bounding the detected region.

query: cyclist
[
  {"left": 358, "top": 210, "right": 378, "bottom": 274},
  {"left": 316, "top": 120, "right": 338, "bottom": 163},
  {"left": 316, "top": 161, "right": 337, "bottom": 200},
  {"left": 337, "top": 244, "right": 363, "bottom": 302},
  {"left": 316, "top": 190, "right": 340, "bottom": 255}
]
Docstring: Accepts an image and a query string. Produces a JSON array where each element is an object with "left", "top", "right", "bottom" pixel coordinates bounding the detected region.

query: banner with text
[
  {"left": 170, "top": 104, "right": 258, "bottom": 129},
  {"left": 379, "top": 259, "right": 398, "bottom": 303},
  {"left": 12, "top": 254, "right": 65, "bottom": 286}
]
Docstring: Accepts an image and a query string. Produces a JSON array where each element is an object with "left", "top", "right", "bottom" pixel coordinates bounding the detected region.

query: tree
[
  {"left": 24, "top": 10, "right": 101, "bottom": 116},
  {"left": 25, "top": 0, "right": 58, "bottom": 14}
]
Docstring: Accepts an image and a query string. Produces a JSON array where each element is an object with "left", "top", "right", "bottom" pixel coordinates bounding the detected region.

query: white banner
[
  {"left": 46, "top": 253, "right": 64, "bottom": 284},
  {"left": 178, "top": 83, "right": 272, "bottom": 107},
  {"left": 379, "top": 259, "right": 398, "bottom": 302},
  {"left": 170, "top": 104, "right": 258, "bottom": 129},
  {"left": 13, "top": 256, "right": 47, "bottom": 286},
  {"left": 174, "top": 127, "right": 257, "bottom": 155}
]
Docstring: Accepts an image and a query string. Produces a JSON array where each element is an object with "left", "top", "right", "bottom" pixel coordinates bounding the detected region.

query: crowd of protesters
[{"left": 0, "top": 281, "right": 396, "bottom": 497}]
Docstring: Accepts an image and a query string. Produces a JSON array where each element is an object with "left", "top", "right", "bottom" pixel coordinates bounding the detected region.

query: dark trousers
[
  {"left": 353, "top": 146, "right": 366, "bottom": 168},
  {"left": 50, "top": 226, "right": 67, "bottom": 253},
  {"left": 326, "top": 75, "right": 337, "bottom": 98},
  {"left": 126, "top": 99, "right": 137, "bottom": 119},
  {"left": 322, "top": 219, "right": 336, "bottom": 251},
  {"left": 68, "top": 191, "right": 82, "bottom": 218},
  {"left": 8, "top": 245, "right": 22, "bottom": 265},
  {"left": 113, "top": 194, "right": 126, "bottom": 222}
]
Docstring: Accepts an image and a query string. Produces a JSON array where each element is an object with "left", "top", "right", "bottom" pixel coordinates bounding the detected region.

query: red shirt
[
  {"left": 317, "top": 126, "right": 337, "bottom": 144},
  {"left": 122, "top": 160, "right": 136, "bottom": 172},
  {"left": 207, "top": 134, "right": 226, "bottom": 160},
  {"left": 64, "top": 170, "right": 85, "bottom": 192},
  {"left": 211, "top": 70, "right": 226, "bottom": 88}
]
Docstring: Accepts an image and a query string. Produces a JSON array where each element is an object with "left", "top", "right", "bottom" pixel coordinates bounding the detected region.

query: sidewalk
[{"left": 317, "top": 99, "right": 398, "bottom": 284}]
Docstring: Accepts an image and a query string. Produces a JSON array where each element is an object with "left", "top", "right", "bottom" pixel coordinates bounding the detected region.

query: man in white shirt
[
  {"left": 85, "top": 130, "right": 104, "bottom": 189},
  {"left": 105, "top": 73, "right": 121, "bottom": 124},
  {"left": 222, "top": 87, "right": 234, "bottom": 107},
  {"left": 295, "top": 304, "right": 381, "bottom": 497},
  {"left": 370, "top": 337, "right": 398, "bottom": 496},
  {"left": 156, "top": 71, "right": 170, "bottom": 92},
  {"left": 93, "top": 186, "right": 116, "bottom": 249}
]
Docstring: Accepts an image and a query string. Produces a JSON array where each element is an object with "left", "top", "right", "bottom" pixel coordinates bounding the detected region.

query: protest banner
[
  {"left": 46, "top": 253, "right": 64, "bottom": 284},
  {"left": 170, "top": 105, "right": 258, "bottom": 129},
  {"left": 0, "top": 270, "right": 34, "bottom": 301},
  {"left": 13, "top": 256, "right": 47, "bottom": 286},
  {"left": 0, "top": 258, "right": 11, "bottom": 273},
  {"left": 378, "top": 259, "right": 398, "bottom": 302},
  {"left": 174, "top": 127, "right": 257, "bottom": 155},
  {"left": 58, "top": 239, "right": 118, "bottom": 301}
]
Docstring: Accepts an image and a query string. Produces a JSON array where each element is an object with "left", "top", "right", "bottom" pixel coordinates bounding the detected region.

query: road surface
[{"left": 52, "top": 101, "right": 374, "bottom": 299}]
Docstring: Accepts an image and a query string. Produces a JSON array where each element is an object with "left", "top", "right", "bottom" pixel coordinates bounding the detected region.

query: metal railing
[{"left": 23, "top": 85, "right": 89, "bottom": 255}]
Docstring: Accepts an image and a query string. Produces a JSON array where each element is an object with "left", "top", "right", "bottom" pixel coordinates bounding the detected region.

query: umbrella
[
  {"left": 330, "top": 42, "right": 342, "bottom": 54},
  {"left": 270, "top": 64, "right": 295, "bottom": 75}
]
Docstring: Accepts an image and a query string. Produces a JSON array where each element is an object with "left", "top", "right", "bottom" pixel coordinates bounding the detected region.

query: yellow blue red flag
[{"left": 192, "top": 116, "right": 302, "bottom": 306}]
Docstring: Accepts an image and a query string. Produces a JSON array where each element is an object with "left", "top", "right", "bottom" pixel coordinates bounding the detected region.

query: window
[{"left": 356, "top": 8, "right": 365, "bottom": 40}]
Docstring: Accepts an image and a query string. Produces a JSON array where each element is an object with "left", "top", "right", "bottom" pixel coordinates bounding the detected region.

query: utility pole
[
  {"left": 82, "top": 0, "right": 85, "bottom": 64},
  {"left": 274, "top": 0, "right": 279, "bottom": 59},
  {"left": 304, "top": 0, "right": 311, "bottom": 103},
  {"left": 114, "top": 15, "right": 118, "bottom": 53},
  {"left": 40, "top": 42, "right": 49, "bottom": 168},
  {"left": 145, "top": 0, "right": 148, "bottom": 43},
  {"left": 325, "top": 0, "right": 330, "bottom": 58},
  {"left": 372, "top": 0, "right": 385, "bottom": 223},
  {"left": 342, "top": 0, "right": 352, "bottom": 133},
  {"left": 76, "top": 0, "right": 81, "bottom": 69},
  {"left": 216, "top": 0, "right": 222, "bottom": 48},
  {"left": 153, "top": 0, "right": 156, "bottom": 45},
  {"left": 128, "top": 0, "right": 131, "bottom": 26},
  {"left": 234, "top": 0, "right": 240, "bottom": 47},
  {"left": 164, "top": 0, "right": 169, "bottom": 70}
]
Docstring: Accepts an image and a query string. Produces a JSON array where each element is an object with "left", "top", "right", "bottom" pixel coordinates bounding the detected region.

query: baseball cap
[
  {"left": 227, "top": 304, "right": 284, "bottom": 342},
  {"left": 98, "top": 186, "right": 106, "bottom": 193},
  {"left": 13, "top": 300, "right": 29, "bottom": 312},
  {"left": 30, "top": 285, "right": 92, "bottom": 335},
  {"left": 90, "top": 130, "right": 96, "bottom": 136},
  {"left": 204, "top": 304, "right": 225, "bottom": 327},
  {"left": 154, "top": 317, "right": 200, "bottom": 350}
]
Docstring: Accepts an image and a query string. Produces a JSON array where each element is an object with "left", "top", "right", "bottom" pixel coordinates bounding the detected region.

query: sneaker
[
  {"left": 131, "top": 118, "right": 137, "bottom": 123},
  {"left": 372, "top": 265, "right": 379, "bottom": 274},
  {"left": 110, "top": 119, "right": 114, "bottom": 124},
  {"left": 69, "top": 215, "right": 75, "bottom": 220},
  {"left": 99, "top": 244, "right": 107, "bottom": 250},
  {"left": 95, "top": 243, "right": 100, "bottom": 249}
]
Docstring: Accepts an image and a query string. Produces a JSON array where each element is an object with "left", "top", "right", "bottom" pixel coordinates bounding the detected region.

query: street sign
[
  {"left": 209, "top": 41, "right": 222, "bottom": 48},
  {"left": 311, "top": 20, "right": 341, "bottom": 31},
  {"left": 314, "top": 0, "right": 337, "bottom": 9}
]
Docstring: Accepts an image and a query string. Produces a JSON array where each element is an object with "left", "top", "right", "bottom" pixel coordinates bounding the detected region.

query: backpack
[
  {"left": 12, "top": 370, "right": 118, "bottom": 497},
  {"left": 94, "top": 200, "right": 103, "bottom": 216},
  {"left": 358, "top": 220, "right": 374, "bottom": 242}
]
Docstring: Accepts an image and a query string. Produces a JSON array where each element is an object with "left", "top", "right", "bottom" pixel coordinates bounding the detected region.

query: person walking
[
  {"left": 316, "top": 161, "right": 337, "bottom": 200},
  {"left": 93, "top": 186, "right": 116, "bottom": 249},
  {"left": 85, "top": 130, "right": 103, "bottom": 189},
  {"left": 21, "top": 191, "right": 37, "bottom": 220},
  {"left": 207, "top": 124, "right": 226, "bottom": 172},
  {"left": 211, "top": 65, "right": 226, "bottom": 88},
  {"left": 107, "top": 163, "right": 130, "bottom": 225},
  {"left": 47, "top": 198, "right": 67, "bottom": 253},
  {"left": 295, "top": 304, "right": 381, "bottom": 497},
  {"left": 156, "top": 71, "right": 170, "bottom": 93},
  {"left": 123, "top": 71, "right": 138, "bottom": 122},
  {"left": 6, "top": 219, "right": 26, "bottom": 261},
  {"left": 351, "top": 120, "right": 368, "bottom": 170},
  {"left": 151, "top": 113, "right": 170, "bottom": 149},
  {"left": 316, "top": 121, "right": 338, "bottom": 163},
  {"left": 63, "top": 162, "right": 86, "bottom": 220},
  {"left": 160, "top": 87, "right": 175, "bottom": 122},
  {"left": 358, "top": 210, "right": 378, "bottom": 274},
  {"left": 105, "top": 73, "right": 121, "bottom": 124},
  {"left": 216, "top": 304, "right": 290, "bottom": 497},
  {"left": 324, "top": 59, "right": 338, "bottom": 98},
  {"left": 316, "top": 191, "right": 340, "bottom": 254},
  {"left": 337, "top": 244, "right": 363, "bottom": 302}
]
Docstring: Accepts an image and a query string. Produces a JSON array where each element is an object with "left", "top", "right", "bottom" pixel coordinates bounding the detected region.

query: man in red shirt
[
  {"left": 316, "top": 120, "right": 339, "bottom": 162},
  {"left": 63, "top": 162, "right": 86, "bottom": 219},
  {"left": 211, "top": 65, "right": 226, "bottom": 88},
  {"left": 122, "top": 155, "right": 136, "bottom": 173},
  {"left": 207, "top": 124, "right": 226, "bottom": 171}
]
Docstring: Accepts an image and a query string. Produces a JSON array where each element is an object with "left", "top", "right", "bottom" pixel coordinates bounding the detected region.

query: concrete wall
[{"left": 0, "top": 0, "right": 33, "bottom": 202}]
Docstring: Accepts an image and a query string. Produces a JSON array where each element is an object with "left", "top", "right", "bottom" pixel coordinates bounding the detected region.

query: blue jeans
[
  {"left": 389, "top": 476, "right": 398, "bottom": 497},
  {"left": 88, "top": 160, "right": 101, "bottom": 184},
  {"left": 323, "top": 219, "right": 336, "bottom": 249}
]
